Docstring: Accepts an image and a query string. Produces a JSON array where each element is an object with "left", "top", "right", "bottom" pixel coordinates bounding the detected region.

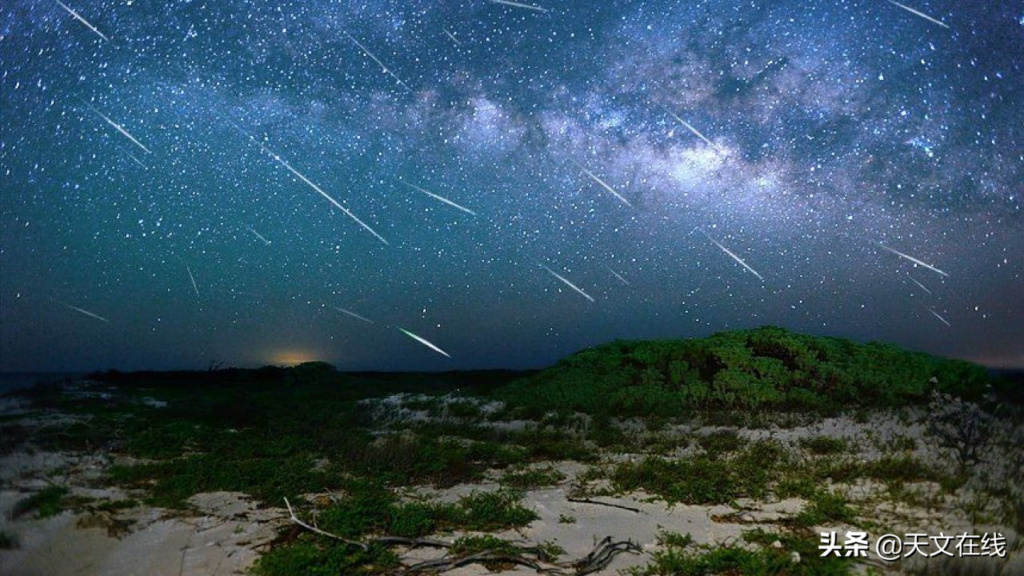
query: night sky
[{"left": 1, "top": 0, "right": 1021, "bottom": 372}]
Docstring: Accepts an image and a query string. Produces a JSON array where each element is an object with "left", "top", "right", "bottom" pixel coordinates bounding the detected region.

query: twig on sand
[
  {"left": 567, "top": 496, "right": 642, "bottom": 513},
  {"left": 284, "top": 497, "right": 370, "bottom": 551},
  {"left": 284, "top": 498, "right": 642, "bottom": 574}
]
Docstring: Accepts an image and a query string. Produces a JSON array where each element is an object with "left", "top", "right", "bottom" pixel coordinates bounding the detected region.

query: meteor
[
  {"left": 488, "top": 0, "right": 549, "bottom": 13},
  {"left": 909, "top": 275, "right": 932, "bottom": 295},
  {"left": 924, "top": 306, "right": 951, "bottom": 327},
  {"left": 399, "top": 180, "right": 477, "bottom": 216},
  {"left": 342, "top": 31, "right": 411, "bottom": 91},
  {"left": 605, "top": 265, "right": 630, "bottom": 286},
  {"left": 55, "top": 0, "right": 110, "bottom": 41},
  {"left": 185, "top": 264, "right": 200, "bottom": 299},
  {"left": 701, "top": 231, "right": 764, "bottom": 282},
  {"left": 398, "top": 327, "right": 451, "bottom": 358},
  {"left": 540, "top": 264, "right": 595, "bottom": 302},
  {"left": 333, "top": 306, "right": 374, "bottom": 324},
  {"left": 232, "top": 124, "right": 389, "bottom": 245},
  {"left": 886, "top": 0, "right": 950, "bottom": 29},
  {"left": 125, "top": 152, "right": 148, "bottom": 169},
  {"left": 443, "top": 28, "right": 461, "bottom": 46},
  {"left": 879, "top": 243, "right": 948, "bottom": 277},
  {"left": 246, "top": 225, "right": 271, "bottom": 245},
  {"left": 54, "top": 299, "right": 110, "bottom": 323},
  {"left": 661, "top": 106, "right": 724, "bottom": 155},
  {"left": 571, "top": 160, "right": 632, "bottom": 207},
  {"left": 79, "top": 99, "right": 151, "bottom": 154}
]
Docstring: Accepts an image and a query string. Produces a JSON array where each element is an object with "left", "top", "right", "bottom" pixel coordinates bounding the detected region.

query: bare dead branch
[
  {"left": 567, "top": 496, "right": 642, "bottom": 513},
  {"left": 283, "top": 497, "right": 369, "bottom": 551},
  {"left": 283, "top": 498, "right": 642, "bottom": 575}
]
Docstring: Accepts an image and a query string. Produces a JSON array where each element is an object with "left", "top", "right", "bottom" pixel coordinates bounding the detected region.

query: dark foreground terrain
[{"left": 1, "top": 327, "right": 1021, "bottom": 575}]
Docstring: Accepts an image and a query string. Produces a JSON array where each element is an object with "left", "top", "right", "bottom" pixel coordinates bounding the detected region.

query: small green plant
[
  {"left": 698, "top": 430, "right": 746, "bottom": 455},
  {"left": 0, "top": 530, "right": 18, "bottom": 550},
  {"left": 558, "top": 513, "right": 576, "bottom": 524},
  {"left": 633, "top": 528, "right": 850, "bottom": 575},
  {"left": 455, "top": 489, "right": 539, "bottom": 531},
  {"left": 500, "top": 467, "right": 565, "bottom": 489},
  {"left": 798, "top": 436, "right": 848, "bottom": 456},
  {"left": 612, "top": 441, "right": 788, "bottom": 504},
  {"left": 657, "top": 531, "right": 694, "bottom": 549},
  {"left": 446, "top": 400, "right": 484, "bottom": 420},
  {"left": 13, "top": 485, "right": 69, "bottom": 519},
  {"left": 795, "top": 491, "right": 856, "bottom": 527}
]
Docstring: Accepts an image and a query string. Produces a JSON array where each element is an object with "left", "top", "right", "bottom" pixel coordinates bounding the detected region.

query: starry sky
[{"left": 0, "top": 0, "right": 1021, "bottom": 372}]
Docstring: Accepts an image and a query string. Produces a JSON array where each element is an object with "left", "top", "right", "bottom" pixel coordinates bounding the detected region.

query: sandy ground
[{"left": 2, "top": 394, "right": 1021, "bottom": 575}]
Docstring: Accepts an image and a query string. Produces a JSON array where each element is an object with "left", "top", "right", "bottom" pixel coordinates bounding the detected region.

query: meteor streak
[
  {"left": 662, "top": 106, "right": 724, "bottom": 154},
  {"left": 185, "top": 264, "right": 200, "bottom": 299},
  {"left": 605, "top": 265, "right": 630, "bottom": 286},
  {"left": 398, "top": 327, "right": 451, "bottom": 358},
  {"left": 233, "top": 124, "right": 389, "bottom": 245},
  {"left": 925, "top": 306, "right": 951, "bottom": 327},
  {"left": 701, "top": 231, "right": 764, "bottom": 282},
  {"left": 909, "top": 275, "right": 932, "bottom": 295},
  {"left": 246, "top": 225, "right": 271, "bottom": 245},
  {"left": 540, "top": 264, "right": 595, "bottom": 302},
  {"left": 79, "top": 99, "right": 151, "bottom": 154},
  {"left": 125, "top": 152, "right": 148, "bottom": 169},
  {"left": 55, "top": 0, "right": 110, "bottom": 41},
  {"left": 399, "top": 180, "right": 477, "bottom": 216},
  {"left": 488, "top": 0, "right": 549, "bottom": 13},
  {"left": 879, "top": 243, "right": 948, "bottom": 277},
  {"left": 886, "top": 0, "right": 950, "bottom": 29},
  {"left": 443, "top": 28, "right": 461, "bottom": 46},
  {"left": 571, "top": 160, "right": 632, "bottom": 207},
  {"left": 54, "top": 299, "right": 110, "bottom": 323},
  {"left": 333, "top": 306, "right": 374, "bottom": 324},
  {"left": 342, "top": 31, "right": 411, "bottom": 91}
]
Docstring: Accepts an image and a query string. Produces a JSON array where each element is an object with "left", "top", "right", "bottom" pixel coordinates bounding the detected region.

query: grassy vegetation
[
  {"left": 3, "top": 328, "right": 1007, "bottom": 575},
  {"left": 794, "top": 491, "right": 857, "bottom": 527},
  {"left": 497, "top": 326, "right": 990, "bottom": 416},
  {"left": 251, "top": 484, "right": 537, "bottom": 575},
  {"left": 499, "top": 466, "right": 565, "bottom": 489},
  {"left": 12, "top": 485, "right": 69, "bottom": 519},
  {"left": 799, "top": 435, "right": 848, "bottom": 455},
  {"left": 612, "top": 440, "right": 788, "bottom": 504},
  {"left": 0, "top": 530, "right": 18, "bottom": 550},
  {"left": 633, "top": 529, "right": 850, "bottom": 575}
]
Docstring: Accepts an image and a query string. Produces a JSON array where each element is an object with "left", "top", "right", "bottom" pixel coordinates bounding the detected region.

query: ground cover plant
[{"left": 4, "top": 327, "right": 1019, "bottom": 575}]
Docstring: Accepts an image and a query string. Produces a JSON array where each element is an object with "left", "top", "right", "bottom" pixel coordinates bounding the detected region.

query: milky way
[{"left": 0, "top": 0, "right": 1021, "bottom": 371}]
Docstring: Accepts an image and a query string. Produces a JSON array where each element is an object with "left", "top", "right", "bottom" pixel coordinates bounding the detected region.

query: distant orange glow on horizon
[{"left": 267, "top": 350, "right": 322, "bottom": 367}]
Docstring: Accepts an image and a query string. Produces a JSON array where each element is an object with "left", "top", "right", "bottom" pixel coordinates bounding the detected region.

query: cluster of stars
[{"left": 0, "top": 0, "right": 1020, "bottom": 371}]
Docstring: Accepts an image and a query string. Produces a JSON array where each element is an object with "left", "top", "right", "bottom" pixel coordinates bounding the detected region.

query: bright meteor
[
  {"left": 879, "top": 243, "right": 948, "bottom": 277},
  {"left": 571, "top": 160, "right": 632, "bottom": 207},
  {"left": 886, "top": 0, "right": 950, "bottom": 29},
  {"left": 342, "top": 31, "right": 411, "bottom": 91},
  {"left": 79, "top": 99, "right": 151, "bottom": 154},
  {"left": 333, "top": 306, "right": 374, "bottom": 324},
  {"left": 488, "top": 0, "right": 549, "bottom": 13},
  {"left": 233, "top": 124, "right": 389, "bottom": 245},
  {"left": 399, "top": 180, "right": 477, "bottom": 216},
  {"left": 398, "top": 327, "right": 451, "bottom": 358},
  {"left": 55, "top": 0, "right": 110, "bottom": 41},
  {"left": 54, "top": 299, "right": 110, "bottom": 323},
  {"left": 701, "top": 231, "right": 764, "bottom": 282},
  {"left": 661, "top": 106, "right": 724, "bottom": 155},
  {"left": 540, "top": 264, "right": 595, "bottom": 302}
]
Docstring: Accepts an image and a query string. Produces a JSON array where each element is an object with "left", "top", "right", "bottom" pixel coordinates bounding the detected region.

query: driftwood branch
[
  {"left": 284, "top": 497, "right": 642, "bottom": 575},
  {"left": 283, "top": 497, "right": 369, "bottom": 551},
  {"left": 566, "top": 496, "right": 641, "bottom": 513}
]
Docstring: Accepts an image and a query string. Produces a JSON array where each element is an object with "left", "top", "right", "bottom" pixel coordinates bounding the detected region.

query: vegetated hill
[{"left": 497, "top": 326, "right": 991, "bottom": 416}]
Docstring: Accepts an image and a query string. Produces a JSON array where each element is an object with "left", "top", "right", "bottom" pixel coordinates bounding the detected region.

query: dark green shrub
[{"left": 13, "top": 485, "right": 69, "bottom": 519}]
